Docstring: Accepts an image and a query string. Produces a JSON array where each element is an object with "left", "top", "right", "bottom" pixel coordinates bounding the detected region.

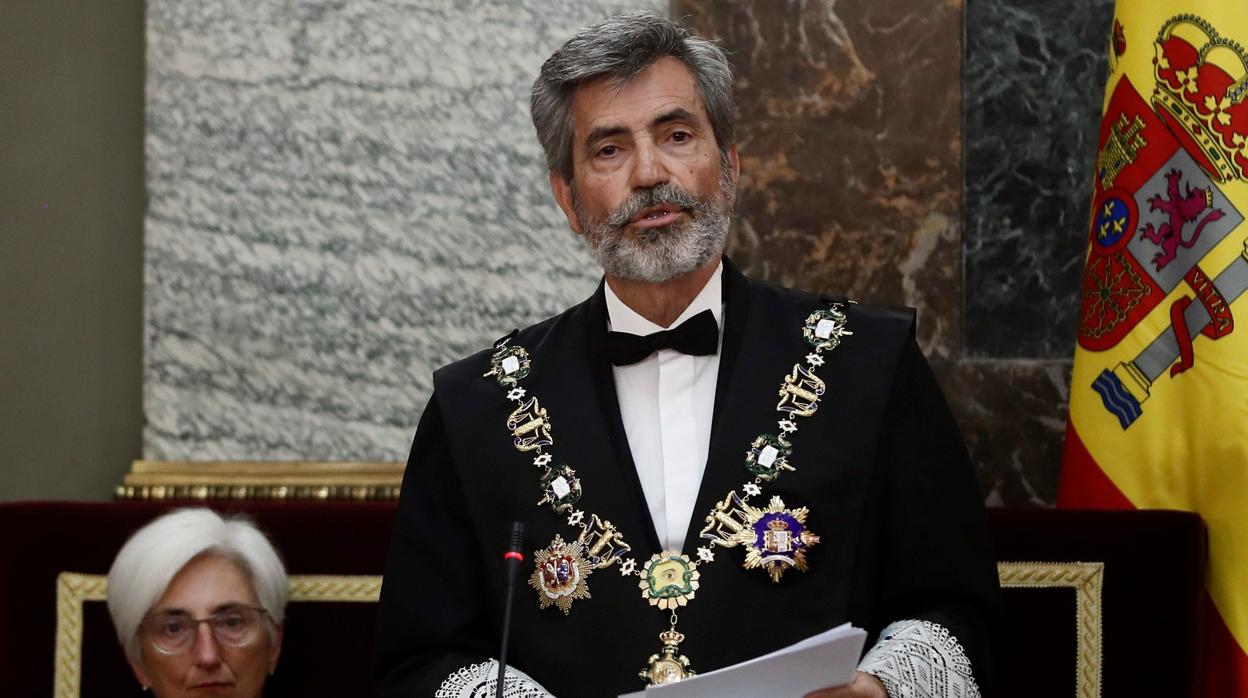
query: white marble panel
[{"left": 144, "top": 0, "right": 665, "bottom": 460}]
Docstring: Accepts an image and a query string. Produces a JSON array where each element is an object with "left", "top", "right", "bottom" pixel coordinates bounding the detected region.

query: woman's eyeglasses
[{"left": 141, "top": 606, "right": 269, "bottom": 655}]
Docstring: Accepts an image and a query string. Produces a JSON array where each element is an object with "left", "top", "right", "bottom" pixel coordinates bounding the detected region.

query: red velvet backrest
[
  {"left": 988, "top": 508, "right": 1206, "bottom": 697},
  {"left": 0, "top": 500, "right": 397, "bottom": 697},
  {"left": 0, "top": 503, "right": 1206, "bottom": 696}
]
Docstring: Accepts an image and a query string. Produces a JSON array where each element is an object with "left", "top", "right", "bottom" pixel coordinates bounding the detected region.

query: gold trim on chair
[
  {"left": 998, "top": 561, "right": 1104, "bottom": 698},
  {"left": 53, "top": 572, "right": 383, "bottom": 698},
  {"left": 287, "top": 574, "right": 383, "bottom": 602},
  {"left": 54, "top": 573, "right": 107, "bottom": 698},
  {"left": 114, "top": 460, "right": 405, "bottom": 501},
  {"left": 57, "top": 564, "right": 1103, "bottom": 695}
]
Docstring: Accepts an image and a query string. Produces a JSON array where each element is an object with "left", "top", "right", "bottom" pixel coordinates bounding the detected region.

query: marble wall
[
  {"left": 965, "top": 0, "right": 1115, "bottom": 358},
  {"left": 145, "top": 0, "right": 1110, "bottom": 505},
  {"left": 143, "top": 0, "right": 663, "bottom": 461},
  {"left": 679, "top": 0, "right": 1113, "bottom": 505}
]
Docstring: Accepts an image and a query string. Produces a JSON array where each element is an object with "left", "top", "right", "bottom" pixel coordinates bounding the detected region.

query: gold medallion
[
  {"left": 639, "top": 628, "right": 695, "bottom": 686},
  {"left": 578, "top": 514, "right": 632, "bottom": 569},
  {"left": 529, "top": 535, "right": 591, "bottom": 614},
  {"left": 734, "top": 496, "right": 821, "bottom": 583},
  {"left": 639, "top": 552, "right": 700, "bottom": 609},
  {"left": 507, "top": 397, "right": 553, "bottom": 452},
  {"left": 777, "top": 363, "right": 826, "bottom": 417},
  {"left": 698, "top": 489, "right": 750, "bottom": 547}
]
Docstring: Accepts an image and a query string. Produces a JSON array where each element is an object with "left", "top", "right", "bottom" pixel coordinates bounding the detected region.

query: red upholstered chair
[
  {"left": 0, "top": 501, "right": 397, "bottom": 697},
  {"left": 989, "top": 508, "right": 1206, "bottom": 698},
  {"left": 0, "top": 503, "right": 1206, "bottom": 697}
]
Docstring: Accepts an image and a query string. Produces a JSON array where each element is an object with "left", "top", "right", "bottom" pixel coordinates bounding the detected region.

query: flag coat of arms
[{"left": 1059, "top": 2, "right": 1248, "bottom": 693}]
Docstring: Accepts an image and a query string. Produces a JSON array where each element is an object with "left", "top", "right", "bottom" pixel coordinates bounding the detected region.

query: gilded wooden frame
[{"left": 115, "top": 460, "right": 404, "bottom": 501}]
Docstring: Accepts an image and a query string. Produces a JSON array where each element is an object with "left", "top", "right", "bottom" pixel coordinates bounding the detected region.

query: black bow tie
[{"left": 606, "top": 309, "right": 719, "bottom": 366}]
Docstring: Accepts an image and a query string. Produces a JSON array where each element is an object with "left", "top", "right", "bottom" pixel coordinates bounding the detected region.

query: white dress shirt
[{"left": 604, "top": 262, "right": 724, "bottom": 552}]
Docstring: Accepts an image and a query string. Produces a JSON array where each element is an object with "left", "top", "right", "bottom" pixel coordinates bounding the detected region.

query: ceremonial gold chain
[{"left": 483, "top": 303, "right": 852, "bottom": 685}]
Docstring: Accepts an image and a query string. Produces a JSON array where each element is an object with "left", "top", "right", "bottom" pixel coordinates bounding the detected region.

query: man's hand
[{"left": 802, "top": 671, "right": 888, "bottom": 698}]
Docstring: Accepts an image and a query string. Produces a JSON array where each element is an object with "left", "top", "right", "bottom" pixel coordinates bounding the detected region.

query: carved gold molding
[
  {"left": 53, "top": 573, "right": 106, "bottom": 698},
  {"left": 56, "top": 563, "right": 1102, "bottom": 695},
  {"left": 53, "top": 572, "right": 382, "bottom": 697},
  {"left": 287, "top": 574, "right": 383, "bottom": 601},
  {"left": 115, "top": 460, "right": 404, "bottom": 500},
  {"left": 998, "top": 561, "right": 1104, "bottom": 698}
]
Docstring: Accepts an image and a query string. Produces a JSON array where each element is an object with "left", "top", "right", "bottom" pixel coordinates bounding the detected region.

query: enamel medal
[
  {"left": 736, "top": 496, "right": 820, "bottom": 583},
  {"left": 483, "top": 344, "right": 531, "bottom": 386},
  {"left": 536, "top": 465, "right": 581, "bottom": 513},
  {"left": 803, "top": 306, "right": 852, "bottom": 351},
  {"left": 745, "top": 434, "right": 794, "bottom": 480},
  {"left": 529, "top": 535, "right": 592, "bottom": 615},
  {"left": 699, "top": 491, "right": 820, "bottom": 583},
  {"left": 639, "top": 551, "right": 700, "bottom": 609}
]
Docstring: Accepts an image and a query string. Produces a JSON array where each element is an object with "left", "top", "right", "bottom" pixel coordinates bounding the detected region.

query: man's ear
[
  {"left": 549, "top": 171, "right": 582, "bottom": 235},
  {"left": 727, "top": 143, "right": 740, "bottom": 183}
]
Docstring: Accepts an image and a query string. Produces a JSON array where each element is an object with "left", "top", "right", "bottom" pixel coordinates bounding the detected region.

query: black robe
[{"left": 375, "top": 258, "right": 1000, "bottom": 697}]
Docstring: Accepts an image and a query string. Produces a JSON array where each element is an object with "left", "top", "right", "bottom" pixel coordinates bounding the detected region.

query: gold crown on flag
[{"left": 1152, "top": 14, "right": 1248, "bottom": 183}]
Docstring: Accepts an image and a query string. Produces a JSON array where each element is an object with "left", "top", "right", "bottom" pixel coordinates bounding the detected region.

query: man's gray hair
[
  {"left": 106, "top": 508, "right": 289, "bottom": 662},
  {"left": 531, "top": 12, "right": 735, "bottom": 181}
]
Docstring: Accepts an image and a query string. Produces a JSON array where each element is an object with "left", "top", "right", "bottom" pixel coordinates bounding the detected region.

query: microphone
[{"left": 497, "top": 521, "right": 525, "bottom": 698}]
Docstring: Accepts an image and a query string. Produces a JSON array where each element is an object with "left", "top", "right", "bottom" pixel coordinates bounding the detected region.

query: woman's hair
[{"left": 106, "top": 508, "right": 288, "bottom": 661}]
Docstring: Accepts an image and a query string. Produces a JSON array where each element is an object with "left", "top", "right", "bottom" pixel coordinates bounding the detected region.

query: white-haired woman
[{"left": 107, "top": 509, "right": 288, "bottom": 697}]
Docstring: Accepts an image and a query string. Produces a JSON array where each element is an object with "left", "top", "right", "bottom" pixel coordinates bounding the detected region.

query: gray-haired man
[{"left": 377, "top": 13, "right": 999, "bottom": 698}]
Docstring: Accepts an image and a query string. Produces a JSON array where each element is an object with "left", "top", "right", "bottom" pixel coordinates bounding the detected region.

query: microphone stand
[{"left": 497, "top": 521, "right": 524, "bottom": 698}]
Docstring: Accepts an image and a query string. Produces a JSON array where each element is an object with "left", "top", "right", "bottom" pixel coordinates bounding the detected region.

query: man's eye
[
  {"left": 671, "top": 131, "right": 690, "bottom": 143},
  {"left": 597, "top": 145, "right": 618, "bottom": 157}
]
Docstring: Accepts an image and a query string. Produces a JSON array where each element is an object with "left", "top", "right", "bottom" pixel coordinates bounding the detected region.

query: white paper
[{"left": 618, "top": 623, "right": 867, "bottom": 698}]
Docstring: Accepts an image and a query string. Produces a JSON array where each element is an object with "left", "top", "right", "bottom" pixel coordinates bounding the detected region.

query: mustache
[{"left": 602, "top": 183, "right": 705, "bottom": 228}]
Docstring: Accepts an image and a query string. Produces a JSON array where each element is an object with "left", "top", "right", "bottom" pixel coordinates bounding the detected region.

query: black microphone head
[{"left": 509, "top": 521, "right": 525, "bottom": 552}]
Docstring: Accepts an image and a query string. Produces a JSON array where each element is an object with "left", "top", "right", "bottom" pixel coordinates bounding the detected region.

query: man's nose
[
  {"left": 192, "top": 622, "right": 224, "bottom": 667},
  {"left": 629, "top": 140, "right": 669, "bottom": 190}
]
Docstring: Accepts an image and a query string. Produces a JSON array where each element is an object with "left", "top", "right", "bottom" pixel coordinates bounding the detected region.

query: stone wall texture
[
  {"left": 144, "top": 0, "right": 1110, "bottom": 505},
  {"left": 143, "top": 0, "right": 663, "bottom": 461}
]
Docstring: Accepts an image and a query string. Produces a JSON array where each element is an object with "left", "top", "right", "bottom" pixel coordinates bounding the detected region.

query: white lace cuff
[
  {"left": 857, "top": 619, "right": 981, "bottom": 698},
  {"left": 435, "top": 659, "right": 554, "bottom": 698}
]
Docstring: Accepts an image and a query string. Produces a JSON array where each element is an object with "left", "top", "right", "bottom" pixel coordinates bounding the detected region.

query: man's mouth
[{"left": 630, "top": 204, "right": 685, "bottom": 228}]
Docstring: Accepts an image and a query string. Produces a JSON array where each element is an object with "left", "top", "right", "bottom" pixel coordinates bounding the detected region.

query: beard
[{"left": 572, "top": 159, "right": 735, "bottom": 283}]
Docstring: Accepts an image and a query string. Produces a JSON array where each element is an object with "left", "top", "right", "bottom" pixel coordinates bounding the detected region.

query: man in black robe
[{"left": 376, "top": 13, "right": 999, "bottom": 698}]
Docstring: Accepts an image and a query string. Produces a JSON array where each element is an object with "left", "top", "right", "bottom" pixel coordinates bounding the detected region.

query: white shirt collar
[{"left": 604, "top": 260, "right": 724, "bottom": 335}]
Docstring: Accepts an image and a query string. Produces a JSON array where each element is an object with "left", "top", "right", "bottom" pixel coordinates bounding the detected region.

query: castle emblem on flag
[{"left": 1080, "top": 14, "right": 1247, "bottom": 429}]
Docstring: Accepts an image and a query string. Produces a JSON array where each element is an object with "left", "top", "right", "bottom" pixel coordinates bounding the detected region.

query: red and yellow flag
[{"left": 1059, "top": 2, "right": 1248, "bottom": 693}]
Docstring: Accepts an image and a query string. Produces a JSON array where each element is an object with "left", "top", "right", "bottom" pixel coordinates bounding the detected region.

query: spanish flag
[{"left": 1058, "top": 2, "right": 1248, "bottom": 693}]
